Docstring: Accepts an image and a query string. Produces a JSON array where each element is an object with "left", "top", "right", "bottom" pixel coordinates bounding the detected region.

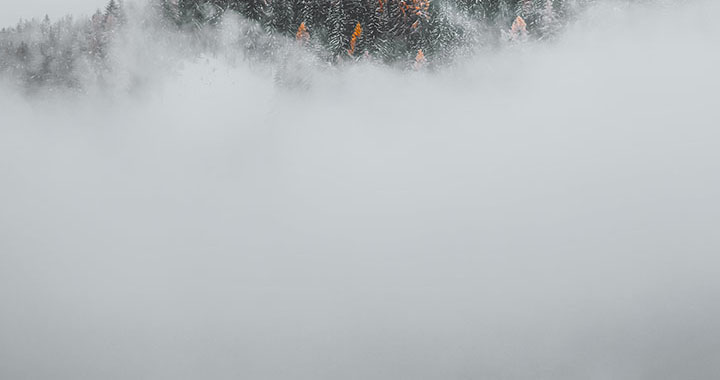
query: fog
[
  {"left": 1, "top": 1, "right": 720, "bottom": 379},
  {"left": 0, "top": 0, "right": 106, "bottom": 27}
]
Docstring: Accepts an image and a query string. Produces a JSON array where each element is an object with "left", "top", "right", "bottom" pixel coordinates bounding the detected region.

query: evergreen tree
[
  {"left": 295, "top": 0, "right": 315, "bottom": 29},
  {"left": 176, "top": 0, "right": 222, "bottom": 28},
  {"left": 239, "top": 0, "right": 271, "bottom": 26},
  {"left": 425, "top": 3, "right": 462, "bottom": 64},
  {"left": 536, "top": 0, "right": 560, "bottom": 38},
  {"left": 104, "top": 0, "right": 121, "bottom": 26},
  {"left": 271, "top": 0, "right": 295, "bottom": 35},
  {"left": 327, "top": 0, "right": 345, "bottom": 59},
  {"left": 371, "top": 0, "right": 394, "bottom": 61}
]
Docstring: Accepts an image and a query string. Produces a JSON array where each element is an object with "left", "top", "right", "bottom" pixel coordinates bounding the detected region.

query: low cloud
[{"left": 1, "top": 1, "right": 719, "bottom": 379}]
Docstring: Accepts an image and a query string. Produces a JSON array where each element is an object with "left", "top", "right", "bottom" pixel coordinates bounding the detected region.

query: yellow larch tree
[{"left": 347, "top": 22, "right": 362, "bottom": 56}]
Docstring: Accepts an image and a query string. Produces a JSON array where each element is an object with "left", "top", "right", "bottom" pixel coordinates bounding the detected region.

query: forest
[{"left": 0, "top": 0, "right": 576, "bottom": 91}]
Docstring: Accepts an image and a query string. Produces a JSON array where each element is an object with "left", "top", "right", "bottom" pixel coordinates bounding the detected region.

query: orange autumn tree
[
  {"left": 511, "top": 16, "right": 527, "bottom": 33},
  {"left": 414, "top": 49, "right": 426, "bottom": 69},
  {"left": 509, "top": 16, "right": 528, "bottom": 41},
  {"left": 296, "top": 22, "right": 309, "bottom": 43},
  {"left": 347, "top": 22, "right": 362, "bottom": 56}
]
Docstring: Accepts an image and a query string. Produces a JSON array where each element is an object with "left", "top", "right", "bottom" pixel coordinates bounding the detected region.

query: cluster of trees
[
  {"left": 0, "top": 0, "right": 126, "bottom": 90},
  {"left": 0, "top": 0, "right": 574, "bottom": 91},
  {"left": 161, "top": 0, "right": 568, "bottom": 64}
]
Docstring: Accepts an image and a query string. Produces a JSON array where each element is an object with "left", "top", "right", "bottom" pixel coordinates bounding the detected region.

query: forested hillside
[
  {"left": 161, "top": 0, "right": 566, "bottom": 60},
  {"left": 0, "top": 0, "right": 578, "bottom": 91}
]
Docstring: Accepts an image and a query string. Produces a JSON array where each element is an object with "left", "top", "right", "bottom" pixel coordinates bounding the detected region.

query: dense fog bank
[{"left": 1, "top": 1, "right": 720, "bottom": 379}]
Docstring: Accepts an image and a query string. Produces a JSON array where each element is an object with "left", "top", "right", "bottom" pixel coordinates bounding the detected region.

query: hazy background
[
  {"left": 0, "top": 0, "right": 106, "bottom": 27},
  {"left": 1, "top": 1, "right": 720, "bottom": 379}
]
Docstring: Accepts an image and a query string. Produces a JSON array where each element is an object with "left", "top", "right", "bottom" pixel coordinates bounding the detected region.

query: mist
[
  {"left": 1, "top": 1, "right": 720, "bottom": 379},
  {"left": 0, "top": 0, "right": 106, "bottom": 27}
]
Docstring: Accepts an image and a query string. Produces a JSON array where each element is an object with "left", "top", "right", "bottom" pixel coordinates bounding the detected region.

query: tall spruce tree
[
  {"left": 271, "top": 0, "right": 295, "bottom": 35},
  {"left": 327, "top": 0, "right": 345, "bottom": 59}
]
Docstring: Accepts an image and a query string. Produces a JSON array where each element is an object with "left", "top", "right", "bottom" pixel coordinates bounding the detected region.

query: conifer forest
[{"left": 0, "top": 0, "right": 578, "bottom": 91}]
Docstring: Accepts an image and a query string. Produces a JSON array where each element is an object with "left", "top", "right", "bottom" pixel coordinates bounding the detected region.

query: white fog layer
[{"left": 1, "top": 1, "right": 720, "bottom": 379}]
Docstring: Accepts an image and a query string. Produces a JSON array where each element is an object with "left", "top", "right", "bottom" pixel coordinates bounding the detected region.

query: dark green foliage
[
  {"left": 0, "top": 0, "right": 574, "bottom": 93},
  {"left": 160, "top": 0, "right": 569, "bottom": 65},
  {"left": 326, "top": 0, "right": 346, "bottom": 58}
]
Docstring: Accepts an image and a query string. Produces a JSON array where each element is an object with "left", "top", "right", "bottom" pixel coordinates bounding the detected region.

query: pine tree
[
  {"left": 425, "top": 3, "right": 462, "bottom": 64},
  {"left": 497, "top": 0, "right": 514, "bottom": 24},
  {"left": 16, "top": 41, "right": 31, "bottom": 66},
  {"left": 372, "top": 0, "right": 394, "bottom": 61},
  {"left": 104, "top": 0, "right": 120, "bottom": 26},
  {"left": 239, "top": 0, "right": 271, "bottom": 26},
  {"left": 327, "top": 0, "right": 345, "bottom": 59},
  {"left": 176, "top": 0, "right": 222, "bottom": 29},
  {"left": 515, "top": 0, "right": 534, "bottom": 18},
  {"left": 365, "top": 0, "right": 383, "bottom": 56},
  {"left": 537, "top": 0, "right": 559, "bottom": 38},
  {"left": 88, "top": 9, "right": 104, "bottom": 58},
  {"left": 271, "top": 0, "right": 295, "bottom": 35},
  {"left": 295, "top": 0, "right": 315, "bottom": 29}
]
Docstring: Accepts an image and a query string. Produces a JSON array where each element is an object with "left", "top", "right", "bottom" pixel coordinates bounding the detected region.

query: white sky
[{"left": 1, "top": 0, "right": 111, "bottom": 27}]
